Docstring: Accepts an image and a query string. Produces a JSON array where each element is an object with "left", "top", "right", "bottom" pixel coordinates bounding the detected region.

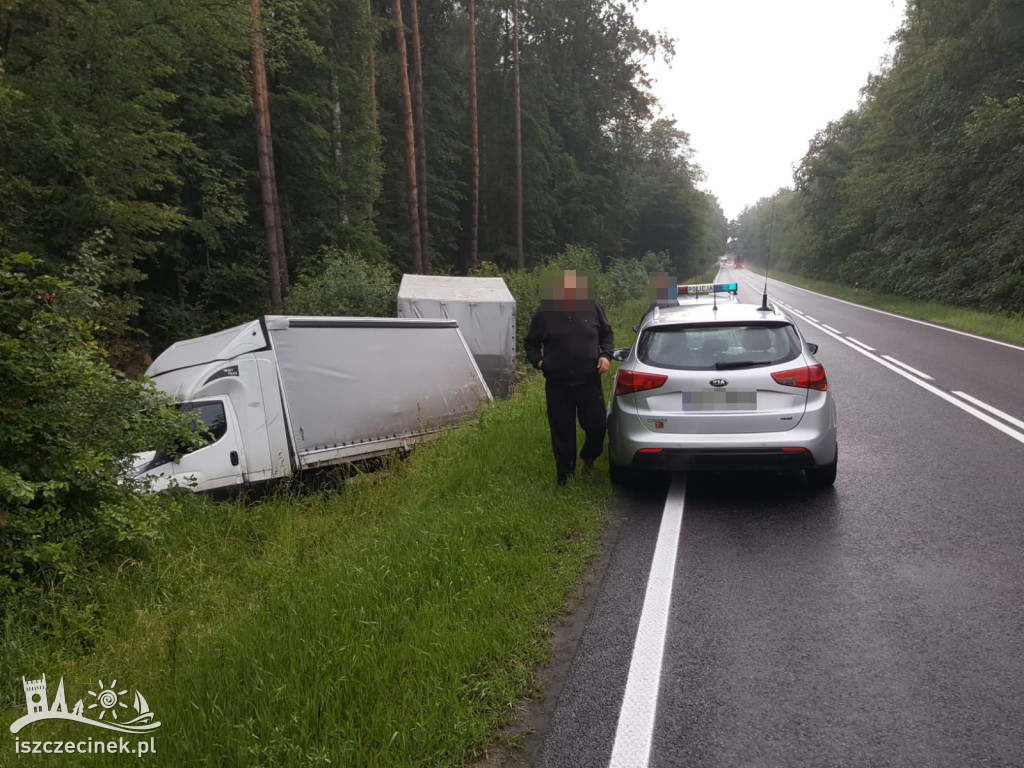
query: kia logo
[{"left": 710, "top": 379, "right": 727, "bottom": 387}]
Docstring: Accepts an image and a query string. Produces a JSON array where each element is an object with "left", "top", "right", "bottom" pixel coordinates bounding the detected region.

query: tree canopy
[{"left": 0, "top": 0, "right": 727, "bottom": 354}]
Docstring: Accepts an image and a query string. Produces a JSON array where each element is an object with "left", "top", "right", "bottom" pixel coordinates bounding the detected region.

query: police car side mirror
[
  {"left": 612, "top": 348, "right": 630, "bottom": 362},
  {"left": 806, "top": 342, "right": 819, "bottom": 355}
]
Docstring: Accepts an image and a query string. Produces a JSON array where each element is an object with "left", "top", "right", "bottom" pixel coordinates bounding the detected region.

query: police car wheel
[
  {"left": 806, "top": 445, "right": 838, "bottom": 488},
  {"left": 609, "top": 460, "right": 634, "bottom": 486}
]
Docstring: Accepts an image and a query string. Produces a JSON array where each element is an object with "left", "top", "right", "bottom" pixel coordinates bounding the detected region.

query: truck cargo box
[
  {"left": 397, "top": 275, "right": 516, "bottom": 397},
  {"left": 266, "top": 316, "right": 492, "bottom": 468}
]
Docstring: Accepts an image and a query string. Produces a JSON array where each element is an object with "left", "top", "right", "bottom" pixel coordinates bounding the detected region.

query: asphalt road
[{"left": 534, "top": 270, "right": 1024, "bottom": 768}]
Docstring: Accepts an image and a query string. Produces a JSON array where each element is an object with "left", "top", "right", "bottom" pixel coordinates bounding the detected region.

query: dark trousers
[{"left": 545, "top": 378, "right": 607, "bottom": 484}]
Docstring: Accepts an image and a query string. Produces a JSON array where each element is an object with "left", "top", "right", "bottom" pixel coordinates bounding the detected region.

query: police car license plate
[{"left": 682, "top": 391, "right": 757, "bottom": 411}]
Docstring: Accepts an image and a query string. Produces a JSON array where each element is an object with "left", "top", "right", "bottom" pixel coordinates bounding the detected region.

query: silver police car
[{"left": 607, "top": 282, "right": 838, "bottom": 487}]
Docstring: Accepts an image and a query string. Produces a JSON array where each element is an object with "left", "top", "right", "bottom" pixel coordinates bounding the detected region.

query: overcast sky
[{"left": 632, "top": 0, "right": 907, "bottom": 220}]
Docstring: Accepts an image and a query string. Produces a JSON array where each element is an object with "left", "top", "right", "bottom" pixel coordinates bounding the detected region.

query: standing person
[{"left": 525, "top": 270, "right": 614, "bottom": 485}]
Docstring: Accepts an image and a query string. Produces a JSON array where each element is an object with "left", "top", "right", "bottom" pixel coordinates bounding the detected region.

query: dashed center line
[
  {"left": 880, "top": 355, "right": 933, "bottom": 381},
  {"left": 846, "top": 336, "right": 876, "bottom": 352},
  {"left": 728, "top": 270, "right": 1024, "bottom": 446},
  {"left": 608, "top": 474, "right": 686, "bottom": 768}
]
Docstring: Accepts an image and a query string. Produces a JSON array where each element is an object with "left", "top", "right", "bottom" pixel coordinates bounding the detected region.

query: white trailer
[
  {"left": 397, "top": 275, "right": 516, "bottom": 398},
  {"left": 134, "top": 316, "right": 492, "bottom": 493}
]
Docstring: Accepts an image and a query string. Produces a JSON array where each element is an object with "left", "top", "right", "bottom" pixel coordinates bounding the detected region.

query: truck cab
[{"left": 135, "top": 320, "right": 291, "bottom": 493}]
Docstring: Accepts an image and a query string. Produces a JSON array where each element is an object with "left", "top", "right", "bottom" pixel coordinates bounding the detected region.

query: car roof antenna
[{"left": 759, "top": 194, "right": 776, "bottom": 312}]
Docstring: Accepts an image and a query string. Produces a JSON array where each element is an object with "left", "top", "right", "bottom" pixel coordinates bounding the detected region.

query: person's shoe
[{"left": 582, "top": 459, "right": 595, "bottom": 474}]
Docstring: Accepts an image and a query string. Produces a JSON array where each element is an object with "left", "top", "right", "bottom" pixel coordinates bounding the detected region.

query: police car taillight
[
  {"left": 615, "top": 370, "right": 668, "bottom": 396},
  {"left": 771, "top": 364, "right": 828, "bottom": 391}
]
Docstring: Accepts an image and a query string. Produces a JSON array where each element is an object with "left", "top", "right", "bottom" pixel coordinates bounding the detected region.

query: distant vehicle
[
  {"left": 607, "top": 283, "right": 838, "bottom": 487},
  {"left": 133, "top": 316, "right": 492, "bottom": 493}
]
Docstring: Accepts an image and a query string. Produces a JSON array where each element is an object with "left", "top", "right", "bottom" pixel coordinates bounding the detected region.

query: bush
[
  {"left": 0, "top": 255, "right": 197, "bottom": 600},
  {"left": 284, "top": 247, "right": 398, "bottom": 317}
]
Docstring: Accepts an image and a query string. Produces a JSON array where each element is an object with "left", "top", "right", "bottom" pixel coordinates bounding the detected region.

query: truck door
[{"left": 167, "top": 397, "right": 245, "bottom": 492}]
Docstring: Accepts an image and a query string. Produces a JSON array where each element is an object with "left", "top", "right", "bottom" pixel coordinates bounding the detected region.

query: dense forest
[
  {"left": 0, "top": 0, "right": 728, "bottom": 596},
  {"left": 0, "top": 0, "right": 728, "bottom": 358},
  {"left": 731, "top": 0, "right": 1024, "bottom": 315}
]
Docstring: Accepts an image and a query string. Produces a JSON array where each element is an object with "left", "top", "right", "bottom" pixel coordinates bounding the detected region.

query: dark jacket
[{"left": 524, "top": 300, "right": 614, "bottom": 386}]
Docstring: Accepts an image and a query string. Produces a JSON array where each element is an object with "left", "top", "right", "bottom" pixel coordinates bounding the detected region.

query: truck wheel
[{"left": 806, "top": 445, "right": 838, "bottom": 488}]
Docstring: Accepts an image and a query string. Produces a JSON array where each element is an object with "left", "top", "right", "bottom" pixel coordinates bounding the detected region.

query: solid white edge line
[
  {"left": 805, "top": 316, "right": 819, "bottom": 322},
  {"left": 608, "top": 473, "right": 686, "bottom": 768},
  {"left": 845, "top": 337, "right": 877, "bottom": 352},
  {"left": 822, "top": 325, "right": 841, "bottom": 334},
  {"left": 776, "top": 306, "right": 1024, "bottom": 447},
  {"left": 739, "top": 272, "right": 1024, "bottom": 353},
  {"left": 952, "top": 392, "right": 1024, "bottom": 432},
  {"left": 880, "top": 355, "right": 934, "bottom": 381}
]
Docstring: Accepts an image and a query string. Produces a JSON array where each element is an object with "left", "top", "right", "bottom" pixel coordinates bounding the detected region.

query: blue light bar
[{"left": 678, "top": 282, "right": 738, "bottom": 295}]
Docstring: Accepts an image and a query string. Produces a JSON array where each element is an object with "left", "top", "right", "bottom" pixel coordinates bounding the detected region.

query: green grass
[
  {"left": 749, "top": 269, "right": 1024, "bottom": 346},
  {"left": 0, "top": 301, "right": 658, "bottom": 768}
]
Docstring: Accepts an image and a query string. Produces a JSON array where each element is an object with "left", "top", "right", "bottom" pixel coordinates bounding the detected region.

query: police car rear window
[{"left": 637, "top": 322, "right": 802, "bottom": 370}]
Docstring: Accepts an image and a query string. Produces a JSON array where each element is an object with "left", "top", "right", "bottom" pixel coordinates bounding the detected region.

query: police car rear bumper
[{"left": 629, "top": 447, "right": 817, "bottom": 472}]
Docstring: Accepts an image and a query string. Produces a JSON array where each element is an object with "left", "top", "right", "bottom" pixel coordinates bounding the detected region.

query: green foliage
[
  {"left": 0, "top": 0, "right": 727, "bottom": 355},
  {"left": 0, "top": 255, "right": 197, "bottom": 600},
  {"left": 284, "top": 247, "right": 398, "bottom": 317}
]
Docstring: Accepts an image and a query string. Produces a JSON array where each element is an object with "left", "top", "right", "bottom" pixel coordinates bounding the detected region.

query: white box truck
[
  {"left": 397, "top": 275, "right": 516, "bottom": 398},
  {"left": 134, "top": 316, "right": 492, "bottom": 493}
]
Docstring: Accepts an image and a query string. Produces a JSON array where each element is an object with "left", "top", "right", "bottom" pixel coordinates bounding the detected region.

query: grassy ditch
[
  {"left": 0, "top": 299, "right": 649, "bottom": 768},
  {"left": 749, "top": 269, "right": 1024, "bottom": 346}
]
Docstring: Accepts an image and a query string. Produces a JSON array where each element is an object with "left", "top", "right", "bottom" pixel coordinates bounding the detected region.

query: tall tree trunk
[
  {"left": 368, "top": 0, "right": 377, "bottom": 132},
  {"left": 512, "top": 0, "right": 524, "bottom": 269},
  {"left": 392, "top": 0, "right": 423, "bottom": 273},
  {"left": 330, "top": 69, "right": 348, "bottom": 226},
  {"left": 409, "top": 0, "right": 430, "bottom": 271},
  {"left": 250, "top": 0, "right": 288, "bottom": 310},
  {"left": 327, "top": 14, "right": 348, "bottom": 227},
  {"left": 469, "top": 0, "right": 480, "bottom": 270}
]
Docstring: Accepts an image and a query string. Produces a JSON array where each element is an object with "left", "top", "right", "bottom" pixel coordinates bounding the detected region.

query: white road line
[
  {"left": 805, "top": 315, "right": 819, "bottom": 322},
  {"left": 746, "top": 274, "right": 1024, "bottom": 352},
  {"left": 778, "top": 306, "right": 1024, "bottom": 447},
  {"left": 609, "top": 474, "right": 686, "bottom": 768},
  {"left": 822, "top": 324, "right": 841, "bottom": 334},
  {"left": 953, "top": 392, "right": 1024, "bottom": 432},
  {"left": 881, "top": 355, "right": 934, "bottom": 381},
  {"left": 728, "top": 273, "right": 1024, "bottom": 444},
  {"left": 846, "top": 337, "right": 876, "bottom": 352}
]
